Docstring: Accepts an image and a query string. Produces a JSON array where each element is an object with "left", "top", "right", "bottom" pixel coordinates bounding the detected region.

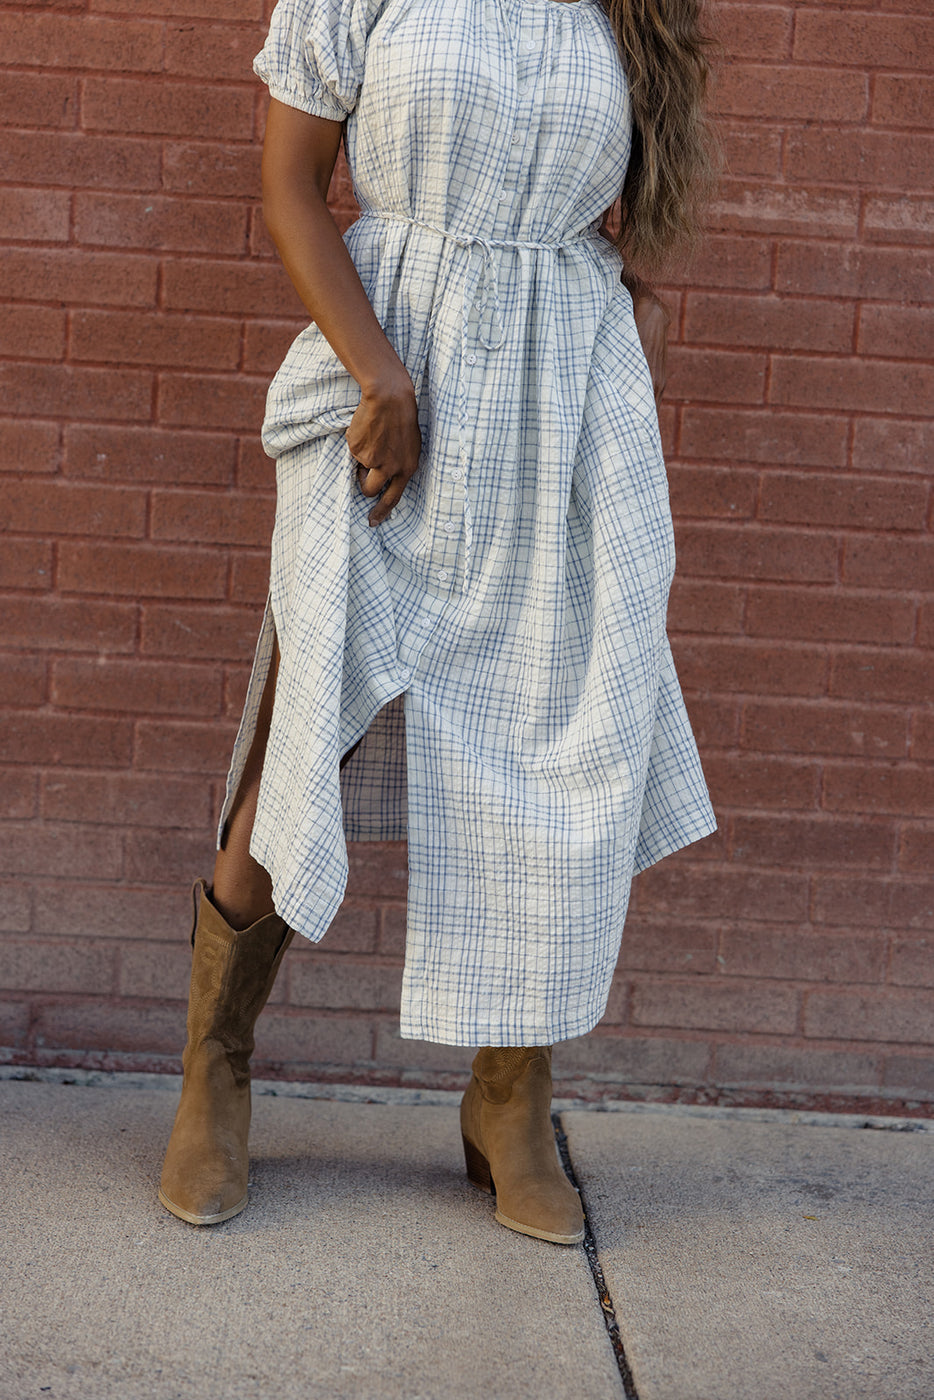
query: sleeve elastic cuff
[{"left": 256, "top": 73, "right": 350, "bottom": 123}]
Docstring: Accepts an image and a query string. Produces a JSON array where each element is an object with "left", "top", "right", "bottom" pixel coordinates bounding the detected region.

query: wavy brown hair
[{"left": 601, "top": 0, "right": 719, "bottom": 271}]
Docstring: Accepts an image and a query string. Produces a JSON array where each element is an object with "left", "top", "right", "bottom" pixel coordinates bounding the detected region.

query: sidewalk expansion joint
[{"left": 554, "top": 1113, "right": 639, "bottom": 1400}]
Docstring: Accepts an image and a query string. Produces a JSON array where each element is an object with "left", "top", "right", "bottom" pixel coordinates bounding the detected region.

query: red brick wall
[{"left": 1, "top": 0, "right": 931, "bottom": 1111}]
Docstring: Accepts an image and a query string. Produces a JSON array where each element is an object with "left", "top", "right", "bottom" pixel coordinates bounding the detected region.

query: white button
[
  {"left": 523, "top": 40, "right": 535, "bottom": 51},
  {"left": 518, "top": 82, "right": 529, "bottom": 95},
  {"left": 443, "top": 521, "right": 456, "bottom": 534},
  {"left": 436, "top": 570, "right": 450, "bottom": 582},
  {"left": 497, "top": 189, "right": 509, "bottom": 202},
  {"left": 511, "top": 131, "right": 521, "bottom": 145},
  {"left": 451, "top": 469, "right": 464, "bottom": 481},
  {"left": 466, "top": 353, "right": 476, "bottom": 365}
]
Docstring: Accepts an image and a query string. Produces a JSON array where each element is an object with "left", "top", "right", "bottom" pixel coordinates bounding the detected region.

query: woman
[{"left": 159, "top": 0, "right": 718, "bottom": 1244}]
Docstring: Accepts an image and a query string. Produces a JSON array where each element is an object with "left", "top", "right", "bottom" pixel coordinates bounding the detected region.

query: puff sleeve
[{"left": 253, "top": 0, "right": 382, "bottom": 122}]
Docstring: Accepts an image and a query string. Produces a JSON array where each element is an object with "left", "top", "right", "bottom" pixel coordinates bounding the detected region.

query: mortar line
[{"left": 554, "top": 1113, "right": 639, "bottom": 1400}]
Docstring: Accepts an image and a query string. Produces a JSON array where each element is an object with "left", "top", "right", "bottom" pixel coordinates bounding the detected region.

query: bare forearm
[{"left": 264, "top": 184, "right": 411, "bottom": 398}]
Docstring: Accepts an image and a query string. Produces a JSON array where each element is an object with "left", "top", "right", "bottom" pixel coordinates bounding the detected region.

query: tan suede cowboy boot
[
  {"left": 460, "top": 1046, "right": 585, "bottom": 1244},
  {"left": 159, "top": 879, "right": 294, "bottom": 1225}
]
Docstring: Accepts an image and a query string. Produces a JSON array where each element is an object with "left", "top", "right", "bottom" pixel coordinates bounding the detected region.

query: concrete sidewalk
[{"left": 1, "top": 1073, "right": 931, "bottom": 1400}]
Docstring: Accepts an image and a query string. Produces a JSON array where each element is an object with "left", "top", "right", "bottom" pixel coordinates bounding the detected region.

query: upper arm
[{"left": 262, "top": 97, "right": 345, "bottom": 209}]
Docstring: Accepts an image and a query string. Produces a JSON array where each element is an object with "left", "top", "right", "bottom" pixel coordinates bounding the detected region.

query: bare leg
[{"left": 211, "top": 634, "right": 364, "bottom": 930}]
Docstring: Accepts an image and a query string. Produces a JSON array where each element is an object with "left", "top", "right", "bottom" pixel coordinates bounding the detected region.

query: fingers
[{"left": 355, "top": 462, "right": 407, "bottom": 526}]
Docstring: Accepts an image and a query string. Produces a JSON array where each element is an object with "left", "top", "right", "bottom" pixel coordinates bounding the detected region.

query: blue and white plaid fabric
[{"left": 223, "top": 0, "right": 718, "bottom": 1045}]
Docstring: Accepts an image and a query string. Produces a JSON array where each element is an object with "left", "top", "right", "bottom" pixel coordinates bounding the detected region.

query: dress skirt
[{"left": 218, "top": 0, "right": 719, "bottom": 1046}]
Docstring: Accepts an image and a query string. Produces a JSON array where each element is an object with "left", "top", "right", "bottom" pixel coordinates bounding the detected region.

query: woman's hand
[
  {"left": 621, "top": 268, "right": 672, "bottom": 404},
  {"left": 346, "top": 370, "right": 422, "bottom": 526}
]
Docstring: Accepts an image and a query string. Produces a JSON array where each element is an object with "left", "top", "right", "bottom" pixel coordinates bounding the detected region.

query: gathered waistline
[{"left": 355, "top": 207, "right": 602, "bottom": 253}]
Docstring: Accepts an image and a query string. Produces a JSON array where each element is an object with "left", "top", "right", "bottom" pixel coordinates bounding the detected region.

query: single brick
[
  {"left": 4, "top": 481, "right": 147, "bottom": 537},
  {"left": 617, "top": 917, "right": 718, "bottom": 974},
  {"left": 635, "top": 864, "right": 810, "bottom": 924},
  {"left": 158, "top": 374, "right": 269, "bottom": 433},
  {"left": 674, "top": 524, "right": 838, "bottom": 583},
  {"left": 0, "top": 188, "right": 70, "bottom": 241},
  {"left": 0, "top": 71, "right": 77, "bottom": 128},
  {"left": 889, "top": 938, "right": 934, "bottom": 988},
  {"left": 631, "top": 977, "right": 799, "bottom": 1035},
  {"left": 0, "top": 306, "right": 66, "bottom": 361},
  {"left": 667, "top": 579, "right": 746, "bottom": 635},
  {"left": 123, "top": 832, "right": 217, "bottom": 895},
  {"left": 51, "top": 657, "right": 223, "bottom": 716},
  {"left": 346, "top": 842, "right": 409, "bottom": 900},
  {"left": 741, "top": 699, "right": 908, "bottom": 759},
  {"left": 150, "top": 489, "right": 275, "bottom": 547},
  {"left": 161, "top": 260, "right": 302, "bottom": 318},
  {"left": 851, "top": 418, "right": 932, "bottom": 476},
  {"left": 0, "top": 540, "right": 53, "bottom": 591},
  {"left": 731, "top": 814, "right": 896, "bottom": 870},
  {"left": 770, "top": 356, "right": 934, "bottom": 417},
  {"left": 673, "top": 637, "right": 828, "bottom": 697},
  {"left": 0, "top": 822, "right": 123, "bottom": 879},
  {"left": 899, "top": 827, "right": 934, "bottom": 876},
  {"left": 134, "top": 719, "right": 240, "bottom": 775},
  {"left": 709, "top": 180, "right": 859, "bottom": 239},
  {"left": 759, "top": 473, "right": 927, "bottom": 532},
  {"left": 718, "top": 926, "right": 886, "bottom": 985},
  {"left": 793, "top": 11, "right": 934, "bottom": 71},
  {"left": 75, "top": 193, "right": 248, "bottom": 256},
  {"left": 229, "top": 552, "right": 271, "bottom": 604},
  {"left": 702, "top": 754, "right": 821, "bottom": 810},
  {"left": 0, "top": 364, "right": 152, "bottom": 423},
  {"left": 141, "top": 603, "right": 264, "bottom": 660},
  {"left": 2, "top": 130, "right": 160, "bottom": 191},
  {"left": 681, "top": 695, "right": 741, "bottom": 749},
  {"left": 745, "top": 586, "right": 916, "bottom": 645},
  {"left": 831, "top": 650, "right": 934, "bottom": 706},
  {"left": 823, "top": 764, "right": 934, "bottom": 819},
  {"left": 684, "top": 293, "right": 854, "bottom": 354},
  {"left": 0, "top": 880, "right": 31, "bottom": 932},
  {"left": 872, "top": 74, "right": 934, "bottom": 128},
  {"left": 667, "top": 465, "right": 757, "bottom": 520},
  {"left": 858, "top": 304, "right": 934, "bottom": 362},
  {"left": 803, "top": 988, "right": 934, "bottom": 1046},
  {"left": 253, "top": 1009, "right": 375, "bottom": 1068},
  {"left": 4, "top": 598, "right": 137, "bottom": 654},
  {"left": 163, "top": 141, "right": 262, "bottom": 199},
  {"left": 33, "top": 881, "right": 189, "bottom": 941},
  {"left": 0, "top": 713, "right": 133, "bottom": 767},
  {"left": 33, "top": 1000, "right": 186, "bottom": 1055},
  {"left": 680, "top": 407, "right": 848, "bottom": 468},
  {"left": 553, "top": 1031, "right": 710, "bottom": 1084},
  {"left": 72, "top": 309, "right": 241, "bottom": 370},
  {"left": 709, "top": 4, "right": 792, "bottom": 62},
  {"left": 0, "top": 421, "right": 60, "bottom": 475},
  {"left": 863, "top": 195, "right": 933, "bottom": 247},
  {"left": 64, "top": 425, "right": 235, "bottom": 485},
  {"left": 0, "top": 937, "right": 115, "bottom": 994},
  {"left": 40, "top": 771, "right": 211, "bottom": 828},
  {"left": 82, "top": 76, "right": 254, "bottom": 139},
  {"left": 666, "top": 346, "right": 766, "bottom": 404},
  {"left": 243, "top": 320, "right": 307, "bottom": 375},
  {"left": 288, "top": 956, "right": 403, "bottom": 1012},
  {"left": 0, "top": 659, "right": 46, "bottom": 709},
  {"left": 713, "top": 64, "right": 867, "bottom": 121},
  {"left": 776, "top": 242, "right": 932, "bottom": 303},
  {"left": 58, "top": 542, "right": 227, "bottom": 600},
  {"left": 0, "top": 769, "right": 38, "bottom": 820},
  {"left": 843, "top": 535, "right": 934, "bottom": 593},
  {"left": 812, "top": 877, "right": 933, "bottom": 932},
  {"left": 713, "top": 1042, "right": 881, "bottom": 1091},
  {"left": 0, "top": 13, "right": 163, "bottom": 71},
  {"left": 165, "top": 22, "right": 262, "bottom": 80},
  {"left": 0, "top": 249, "right": 156, "bottom": 309}
]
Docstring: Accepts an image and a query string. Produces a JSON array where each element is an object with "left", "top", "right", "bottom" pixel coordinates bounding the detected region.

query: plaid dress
[{"left": 224, "top": 0, "right": 718, "bottom": 1045}]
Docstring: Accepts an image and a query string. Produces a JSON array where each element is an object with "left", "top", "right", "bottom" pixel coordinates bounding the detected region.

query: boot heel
[{"left": 462, "top": 1134, "right": 493, "bottom": 1194}]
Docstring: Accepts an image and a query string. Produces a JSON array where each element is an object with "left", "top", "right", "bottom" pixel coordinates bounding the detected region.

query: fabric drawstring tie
[{"left": 355, "top": 208, "right": 599, "bottom": 589}]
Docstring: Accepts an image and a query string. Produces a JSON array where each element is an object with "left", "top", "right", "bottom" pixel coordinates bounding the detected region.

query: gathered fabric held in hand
[{"left": 221, "top": 0, "right": 718, "bottom": 1046}]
